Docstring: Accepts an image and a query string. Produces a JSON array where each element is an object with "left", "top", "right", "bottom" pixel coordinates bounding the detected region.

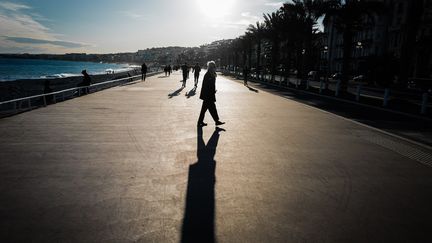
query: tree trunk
[{"left": 256, "top": 39, "right": 261, "bottom": 78}]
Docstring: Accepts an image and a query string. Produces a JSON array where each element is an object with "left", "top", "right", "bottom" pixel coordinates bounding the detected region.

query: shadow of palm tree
[
  {"left": 185, "top": 87, "right": 197, "bottom": 99},
  {"left": 168, "top": 87, "right": 184, "bottom": 98},
  {"left": 181, "top": 127, "right": 225, "bottom": 243}
]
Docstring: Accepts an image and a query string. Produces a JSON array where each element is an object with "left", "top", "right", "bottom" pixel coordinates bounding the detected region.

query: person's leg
[
  {"left": 198, "top": 101, "right": 208, "bottom": 124},
  {"left": 207, "top": 102, "right": 220, "bottom": 122}
]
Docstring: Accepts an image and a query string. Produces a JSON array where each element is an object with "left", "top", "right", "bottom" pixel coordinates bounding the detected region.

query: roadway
[{"left": 1, "top": 71, "right": 432, "bottom": 242}]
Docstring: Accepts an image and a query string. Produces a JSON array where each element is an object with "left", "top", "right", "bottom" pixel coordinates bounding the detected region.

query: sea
[{"left": 0, "top": 57, "right": 138, "bottom": 81}]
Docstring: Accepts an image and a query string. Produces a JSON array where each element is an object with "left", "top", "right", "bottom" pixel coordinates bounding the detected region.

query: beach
[{"left": 0, "top": 69, "right": 142, "bottom": 102}]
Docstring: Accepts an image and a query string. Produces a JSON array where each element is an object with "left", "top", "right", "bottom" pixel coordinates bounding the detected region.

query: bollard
[
  {"left": 78, "top": 88, "right": 81, "bottom": 96},
  {"left": 356, "top": 85, "right": 362, "bottom": 101},
  {"left": 62, "top": 92, "right": 65, "bottom": 101},
  {"left": 421, "top": 93, "right": 428, "bottom": 114},
  {"left": 335, "top": 80, "right": 341, "bottom": 97},
  {"left": 383, "top": 88, "right": 390, "bottom": 107},
  {"left": 306, "top": 80, "right": 310, "bottom": 90},
  {"left": 13, "top": 101, "right": 17, "bottom": 112},
  {"left": 43, "top": 96, "right": 47, "bottom": 107},
  {"left": 295, "top": 79, "right": 299, "bottom": 88}
]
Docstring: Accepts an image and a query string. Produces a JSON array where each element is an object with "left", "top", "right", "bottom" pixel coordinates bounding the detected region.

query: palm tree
[
  {"left": 280, "top": 0, "right": 337, "bottom": 79},
  {"left": 263, "top": 11, "right": 284, "bottom": 81},
  {"left": 325, "top": 0, "right": 385, "bottom": 89},
  {"left": 247, "top": 22, "right": 266, "bottom": 78}
]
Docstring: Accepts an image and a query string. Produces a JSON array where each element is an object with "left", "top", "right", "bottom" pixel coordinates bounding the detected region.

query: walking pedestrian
[
  {"left": 192, "top": 63, "right": 201, "bottom": 87},
  {"left": 80, "top": 70, "right": 91, "bottom": 95},
  {"left": 243, "top": 65, "right": 249, "bottom": 86},
  {"left": 141, "top": 62, "right": 148, "bottom": 81},
  {"left": 181, "top": 63, "right": 188, "bottom": 87},
  {"left": 197, "top": 61, "right": 225, "bottom": 127}
]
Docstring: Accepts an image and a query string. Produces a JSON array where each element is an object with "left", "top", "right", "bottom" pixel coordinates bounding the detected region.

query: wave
[{"left": 40, "top": 73, "right": 81, "bottom": 79}]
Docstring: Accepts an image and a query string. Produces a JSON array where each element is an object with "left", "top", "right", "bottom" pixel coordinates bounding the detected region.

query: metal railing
[
  {"left": 0, "top": 72, "right": 158, "bottom": 117},
  {"left": 223, "top": 70, "right": 431, "bottom": 115}
]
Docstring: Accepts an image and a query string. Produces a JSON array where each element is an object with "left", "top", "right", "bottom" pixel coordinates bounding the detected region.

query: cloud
[
  {"left": 214, "top": 12, "right": 261, "bottom": 29},
  {"left": 0, "top": 1, "right": 90, "bottom": 53},
  {"left": 0, "top": 1, "right": 31, "bottom": 11},
  {"left": 4, "top": 37, "right": 89, "bottom": 48},
  {"left": 264, "top": 1, "right": 284, "bottom": 7},
  {"left": 119, "top": 10, "right": 145, "bottom": 19}
]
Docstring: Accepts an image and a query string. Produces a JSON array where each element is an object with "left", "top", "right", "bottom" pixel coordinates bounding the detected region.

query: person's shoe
[
  {"left": 215, "top": 121, "right": 225, "bottom": 126},
  {"left": 197, "top": 122, "right": 207, "bottom": 127}
]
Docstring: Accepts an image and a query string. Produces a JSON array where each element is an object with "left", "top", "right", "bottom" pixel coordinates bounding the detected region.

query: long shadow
[
  {"left": 185, "top": 87, "right": 197, "bottom": 98},
  {"left": 158, "top": 76, "right": 169, "bottom": 78},
  {"left": 168, "top": 87, "right": 184, "bottom": 98},
  {"left": 181, "top": 127, "right": 225, "bottom": 243},
  {"left": 246, "top": 85, "right": 259, "bottom": 93}
]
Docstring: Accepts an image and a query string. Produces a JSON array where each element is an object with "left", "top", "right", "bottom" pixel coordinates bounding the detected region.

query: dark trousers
[
  {"left": 194, "top": 74, "right": 199, "bottom": 86},
  {"left": 198, "top": 100, "right": 219, "bottom": 123},
  {"left": 142, "top": 72, "right": 146, "bottom": 81},
  {"left": 182, "top": 73, "right": 187, "bottom": 87}
]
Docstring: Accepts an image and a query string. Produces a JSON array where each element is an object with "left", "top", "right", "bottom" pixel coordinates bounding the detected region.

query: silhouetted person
[
  {"left": 181, "top": 63, "right": 188, "bottom": 87},
  {"left": 141, "top": 62, "right": 147, "bottom": 81},
  {"left": 181, "top": 126, "right": 224, "bottom": 243},
  {"left": 164, "top": 65, "right": 169, "bottom": 76},
  {"left": 168, "top": 65, "right": 172, "bottom": 76},
  {"left": 43, "top": 80, "right": 53, "bottom": 103},
  {"left": 192, "top": 63, "right": 201, "bottom": 87},
  {"left": 243, "top": 65, "right": 249, "bottom": 86},
  {"left": 79, "top": 70, "right": 91, "bottom": 95},
  {"left": 198, "top": 61, "right": 225, "bottom": 127},
  {"left": 187, "top": 65, "right": 191, "bottom": 79}
]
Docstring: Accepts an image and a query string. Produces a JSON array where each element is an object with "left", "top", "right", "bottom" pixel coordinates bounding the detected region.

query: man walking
[
  {"left": 198, "top": 61, "right": 225, "bottom": 127},
  {"left": 141, "top": 62, "right": 147, "bottom": 81},
  {"left": 181, "top": 63, "right": 188, "bottom": 87},
  {"left": 192, "top": 63, "right": 201, "bottom": 87}
]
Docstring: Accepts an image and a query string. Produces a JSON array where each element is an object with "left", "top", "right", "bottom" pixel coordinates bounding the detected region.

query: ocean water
[{"left": 0, "top": 57, "right": 138, "bottom": 81}]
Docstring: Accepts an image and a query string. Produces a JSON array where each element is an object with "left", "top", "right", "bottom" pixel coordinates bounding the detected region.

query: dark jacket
[
  {"left": 141, "top": 64, "right": 147, "bottom": 73},
  {"left": 200, "top": 72, "right": 216, "bottom": 102},
  {"left": 83, "top": 73, "right": 91, "bottom": 86}
]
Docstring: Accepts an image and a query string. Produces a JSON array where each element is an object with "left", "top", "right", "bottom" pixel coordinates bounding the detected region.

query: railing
[
  {"left": 0, "top": 72, "right": 158, "bottom": 117},
  {"left": 223, "top": 70, "right": 431, "bottom": 116}
]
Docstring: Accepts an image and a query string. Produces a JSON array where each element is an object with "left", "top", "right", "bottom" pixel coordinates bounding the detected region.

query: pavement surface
[{"left": 1, "top": 71, "right": 432, "bottom": 243}]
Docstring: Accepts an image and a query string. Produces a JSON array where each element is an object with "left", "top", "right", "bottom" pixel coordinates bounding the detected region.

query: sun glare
[{"left": 197, "top": 0, "right": 235, "bottom": 18}]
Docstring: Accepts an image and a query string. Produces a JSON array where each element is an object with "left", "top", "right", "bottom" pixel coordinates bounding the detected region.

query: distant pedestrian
[
  {"left": 192, "top": 63, "right": 201, "bottom": 87},
  {"left": 187, "top": 66, "right": 191, "bottom": 79},
  {"left": 181, "top": 63, "right": 188, "bottom": 87},
  {"left": 80, "top": 70, "right": 91, "bottom": 95},
  {"left": 198, "top": 61, "right": 225, "bottom": 127},
  {"left": 164, "top": 65, "right": 168, "bottom": 76},
  {"left": 168, "top": 65, "right": 172, "bottom": 76},
  {"left": 243, "top": 65, "right": 249, "bottom": 86},
  {"left": 141, "top": 62, "right": 148, "bottom": 81},
  {"left": 43, "top": 80, "right": 53, "bottom": 103}
]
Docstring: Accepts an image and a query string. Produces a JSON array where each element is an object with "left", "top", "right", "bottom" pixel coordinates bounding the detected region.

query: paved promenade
[{"left": 1, "top": 71, "right": 432, "bottom": 242}]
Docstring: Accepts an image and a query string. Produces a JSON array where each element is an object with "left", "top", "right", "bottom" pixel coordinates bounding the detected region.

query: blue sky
[{"left": 0, "top": 0, "right": 286, "bottom": 54}]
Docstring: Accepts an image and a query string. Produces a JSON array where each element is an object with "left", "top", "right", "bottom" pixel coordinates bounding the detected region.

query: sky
[{"left": 0, "top": 0, "right": 286, "bottom": 54}]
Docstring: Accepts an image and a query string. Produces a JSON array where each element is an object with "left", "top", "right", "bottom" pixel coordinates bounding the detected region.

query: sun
[{"left": 197, "top": 0, "right": 235, "bottom": 18}]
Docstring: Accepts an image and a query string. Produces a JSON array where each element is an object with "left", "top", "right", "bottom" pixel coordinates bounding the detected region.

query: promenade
[{"left": 1, "top": 71, "right": 432, "bottom": 242}]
